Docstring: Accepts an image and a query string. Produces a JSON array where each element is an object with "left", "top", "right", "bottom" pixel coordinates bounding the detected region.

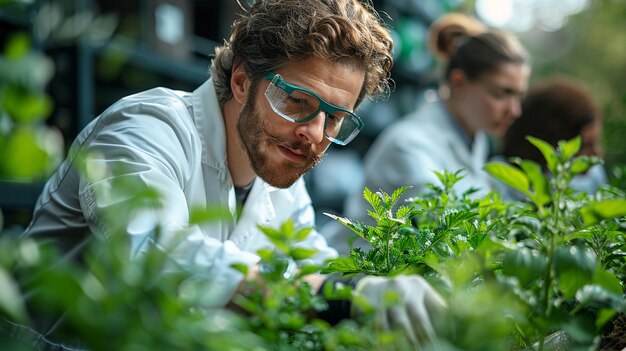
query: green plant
[
  {"left": 0, "top": 32, "right": 61, "bottom": 181},
  {"left": 232, "top": 220, "right": 408, "bottom": 350},
  {"left": 486, "top": 136, "right": 626, "bottom": 349},
  {"left": 324, "top": 136, "right": 626, "bottom": 350},
  {"left": 0, "top": 167, "right": 407, "bottom": 350},
  {"left": 322, "top": 170, "right": 505, "bottom": 279}
]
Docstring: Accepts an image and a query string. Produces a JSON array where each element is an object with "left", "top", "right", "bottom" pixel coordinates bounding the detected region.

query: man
[{"left": 22, "top": 0, "right": 444, "bottom": 348}]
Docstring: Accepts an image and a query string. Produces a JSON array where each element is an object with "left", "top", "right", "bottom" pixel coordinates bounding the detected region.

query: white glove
[{"left": 353, "top": 275, "right": 447, "bottom": 350}]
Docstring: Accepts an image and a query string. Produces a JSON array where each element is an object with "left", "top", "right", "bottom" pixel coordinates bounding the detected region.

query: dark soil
[{"left": 598, "top": 313, "right": 626, "bottom": 351}]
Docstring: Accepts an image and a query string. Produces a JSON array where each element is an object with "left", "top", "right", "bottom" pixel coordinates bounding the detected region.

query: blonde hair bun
[{"left": 427, "top": 13, "right": 486, "bottom": 60}]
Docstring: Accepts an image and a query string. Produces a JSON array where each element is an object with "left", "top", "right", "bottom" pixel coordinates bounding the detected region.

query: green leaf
[
  {"left": 230, "top": 263, "right": 249, "bottom": 275},
  {"left": 258, "top": 225, "right": 283, "bottom": 241},
  {"left": 553, "top": 246, "right": 596, "bottom": 299},
  {"left": 4, "top": 32, "right": 30, "bottom": 59},
  {"left": 558, "top": 136, "right": 582, "bottom": 161},
  {"left": 433, "top": 169, "right": 465, "bottom": 191},
  {"left": 257, "top": 226, "right": 290, "bottom": 253},
  {"left": 395, "top": 205, "right": 413, "bottom": 219},
  {"left": 434, "top": 170, "right": 446, "bottom": 187},
  {"left": 323, "top": 212, "right": 366, "bottom": 238},
  {"left": 596, "top": 309, "right": 618, "bottom": 330},
  {"left": 320, "top": 256, "right": 360, "bottom": 274},
  {"left": 528, "top": 136, "right": 558, "bottom": 173},
  {"left": 0, "top": 126, "right": 50, "bottom": 180},
  {"left": 256, "top": 248, "right": 273, "bottom": 260},
  {"left": 295, "top": 227, "right": 312, "bottom": 241},
  {"left": 502, "top": 248, "right": 547, "bottom": 286},
  {"left": 570, "top": 156, "right": 593, "bottom": 175},
  {"left": 363, "top": 187, "right": 381, "bottom": 211},
  {"left": 189, "top": 206, "right": 232, "bottom": 224},
  {"left": 2, "top": 85, "right": 53, "bottom": 123},
  {"left": 593, "top": 269, "right": 623, "bottom": 295},
  {"left": 295, "top": 264, "right": 321, "bottom": 278},
  {"left": 280, "top": 220, "right": 296, "bottom": 240},
  {"left": 443, "top": 210, "right": 476, "bottom": 229},
  {"left": 484, "top": 162, "right": 530, "bottom": 195},
  {"left": 29, "top": 268, "right": 83, "bottom": 310},
  {"left": 581, "top": 199, "right": 626, "bottom": 226},
  {"left": 518, "top": 160, "right": 550, "bottom": 207},
  {"left": 390, "top": 186, "right": 411, "bottom": 204},
  {"left": 289, "top": 247, "right": 317, "bottom": 260},
  {"left": 559, "top": 271, "right": 590, "bottom": 299}
]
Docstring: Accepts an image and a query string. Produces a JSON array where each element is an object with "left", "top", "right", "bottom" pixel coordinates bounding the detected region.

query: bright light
[
  {"left": 537, "top": 5, "right": 567, "bottom": 32},
  {"left": 508, "top": 1, "right": 535, "bottom": 32},
  {"left": 475, "top": 0, "right": 590, "bottom": 33},
  {"left": 475, "top": 0, "right": 514, "bottom": 27}
]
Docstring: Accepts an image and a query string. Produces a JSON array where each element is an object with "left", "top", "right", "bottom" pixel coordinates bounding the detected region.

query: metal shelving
[{"left": 0, "top": 0, "right": 222, "bottom": 230}]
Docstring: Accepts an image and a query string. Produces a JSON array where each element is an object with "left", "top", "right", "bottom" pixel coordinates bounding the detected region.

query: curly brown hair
[{"left": 210, "top": 0, "right": 394, "bottom": 107}]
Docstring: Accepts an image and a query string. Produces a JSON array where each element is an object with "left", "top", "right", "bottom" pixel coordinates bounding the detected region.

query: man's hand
[{"left": 353, "top": 275, "right": 447, "bottom": 349}]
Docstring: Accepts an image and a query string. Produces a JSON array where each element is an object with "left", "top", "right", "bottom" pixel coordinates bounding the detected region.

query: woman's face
[{"left": 454, "top": 62, "right": 530, "bottom": 137}]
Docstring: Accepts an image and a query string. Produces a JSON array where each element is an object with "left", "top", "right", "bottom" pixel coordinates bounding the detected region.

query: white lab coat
[
  {"left": 25, "top": 79, "right": 337, "bottom": 306},
  {"left": 324, "top": 94, "right": 493, "bottom": 254}
]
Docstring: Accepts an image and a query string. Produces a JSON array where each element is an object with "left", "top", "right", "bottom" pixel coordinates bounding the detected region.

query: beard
[{"left": 237, "top": 86, "right": 323, "bottom": 189}]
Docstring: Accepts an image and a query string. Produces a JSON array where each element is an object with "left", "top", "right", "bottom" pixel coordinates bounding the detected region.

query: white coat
[{"left": 25, "top": 79, "right": 337, "bottom": 306}]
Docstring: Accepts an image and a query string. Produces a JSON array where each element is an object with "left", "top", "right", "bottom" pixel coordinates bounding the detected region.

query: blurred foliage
[
  {"left": 0, "top": 33, "right": 62, "bottom": 181},
  {"left": 325, "top": 136, "right": 626, "bottom": 350},
  {"left": 0, "top": 178, "right": 408, "bottom": 350},
  {"left": 517, "top": 0, "right": 626, "bottom": 170},
  {"left": 0, "top": 1, "right": 117, "bottom": 182}
]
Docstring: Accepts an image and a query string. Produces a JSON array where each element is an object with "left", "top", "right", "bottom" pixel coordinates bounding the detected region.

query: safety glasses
[{"left": 264, "top": 72, "right": 363, "bottom": 146}]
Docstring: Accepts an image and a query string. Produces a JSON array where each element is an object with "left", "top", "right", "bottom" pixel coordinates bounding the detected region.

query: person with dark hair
[
  {"left": 324, "top": 13, "right": 531, "bottom": 254},
  {"left": 14, "top": 1, "right": 446, "bottom": 349},
  {"left": 500, "top": 75, "right": 606, "bottom": 193}
]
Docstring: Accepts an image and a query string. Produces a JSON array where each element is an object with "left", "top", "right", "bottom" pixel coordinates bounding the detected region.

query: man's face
[{"left": 237, "top": 57, "right": 365, "bottom": 188}]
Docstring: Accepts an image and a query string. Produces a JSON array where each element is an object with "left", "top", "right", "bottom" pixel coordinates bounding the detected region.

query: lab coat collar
[
  {"left": 192, "top": 79, "right": 281, "bottom": 234},
  {"left": 192, "top": 78, "right": 229, "bottom": 180}
]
